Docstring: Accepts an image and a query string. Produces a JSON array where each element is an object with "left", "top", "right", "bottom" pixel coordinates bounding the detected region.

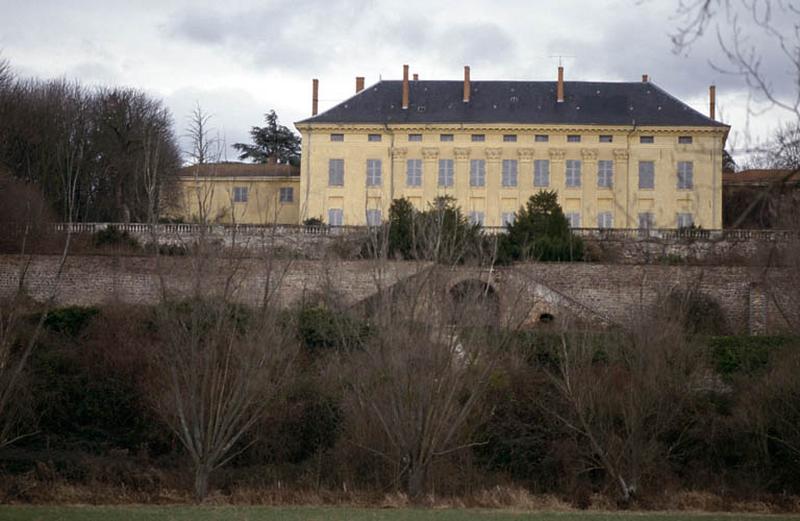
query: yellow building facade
[
  {"left": 296, "top": 67, "right": 729, "bottom": 229},
  {"left": 175, "top": 163, "right": 300, "bottom": 225}
]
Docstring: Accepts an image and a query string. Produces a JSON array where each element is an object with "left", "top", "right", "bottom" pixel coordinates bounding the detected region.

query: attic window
[
  {"left": 503, "top": 134, "right": 517, "bottom": 142},
  {"left": 417, "top": 106, "right": 426, "bottom": 113},
  {"left": 567, "top": 135, "right": 581, "bottom": 143},
  {"left": 599, "top": 135, "right": 613, "bottom": 143},
  {"left": 640, "top": 136, "right": 655, "bottom": 144},
  {"left": 330, "top": 133, "right": 344, "bottom": 142},
  {"left": 368, "top": 134, "right": 382, "bottom": 142},
  {"left": 510, "top": 96, "right": 519, "bottom": 103},
  {"left": 471, "top": 134, "right": 486, "bottom": 142},
  {"left": 535, "top": 134, "right": 549, "bottom": 143},
  {"left": 408, "top": 134, "right": 422, "bottom": 142},
  {"left": 440, "top": 134, "right": 454, "bottom": 142},
  {"left": 678, "top": 136, "right": 693, "bottom": 144}
]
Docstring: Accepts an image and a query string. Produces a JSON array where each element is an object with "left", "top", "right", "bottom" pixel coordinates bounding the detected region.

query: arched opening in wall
[
  {"left": 539, "top": 313, "right": 555, "bottom": 324},
  {"left": 448, "top": 279, "right": 500, "bottom": 326}
]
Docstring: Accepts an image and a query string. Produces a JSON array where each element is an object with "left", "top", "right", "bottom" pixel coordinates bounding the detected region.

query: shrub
[
  {"left": 41, "top": 306, "right": 99, "bottom": 338},
  {"left": 496, "top": 191, "right": 585, "bottom": 263},
  {"left": 665, "top": 290, "right": 729, "bottom": 336},
  {"left": 92, "top": 226, "right": 140, "bottom": 249},
  {"left": 303, "top": 217, "right": 325, "bottom": 227},
  {"left": 707, "top": 336, "right": 794, "bottom": 375},
  {"left": 296, "top": 306, "right": 368, "bottom": 354}
]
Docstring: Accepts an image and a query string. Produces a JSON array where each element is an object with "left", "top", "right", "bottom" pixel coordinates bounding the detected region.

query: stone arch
[{"left": 448, "top": 278, "right": 501, "bottom": 326}]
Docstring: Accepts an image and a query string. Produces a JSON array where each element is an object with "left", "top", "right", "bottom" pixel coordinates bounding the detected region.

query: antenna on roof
[{"left": 548, "top": 55, "right": 576, "bottom": 67}]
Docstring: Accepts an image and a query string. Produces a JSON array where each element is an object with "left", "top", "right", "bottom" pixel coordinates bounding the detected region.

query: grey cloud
[
  {"left": 166, "top": 12, "right": 226, "bottom": 44},
  {"left": 438, "top": 23, "right": 516, "bottom": 66}
]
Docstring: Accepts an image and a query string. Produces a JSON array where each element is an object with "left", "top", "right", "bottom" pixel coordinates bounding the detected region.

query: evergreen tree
[{"left": 233, "top": 110, "right": 301, "bottom": 165}]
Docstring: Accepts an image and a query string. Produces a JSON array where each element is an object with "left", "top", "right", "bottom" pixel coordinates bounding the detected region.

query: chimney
[
  {"left": 413, "top": 73, "right": 419, "bottom": 81},
  {"left": 312, "top": 78, "right": 319, "bottom": 116},
  {"left": 463, "top": 65, "right": 471, "bottom": 103},
  {"left": 557, "top": 66, "right": 565, "bottom": 103},
  {"left": 402, "top": 64, "right": 409, "bottom": 110},
  {"left": 642, "top": 74, "right": 649, "bottom": 83},
  {"left": 709, "top": 85, "right": 716, "bottom": 120},
  {"left": 356, "top": 76, "right": 365, "bottom": 93}
]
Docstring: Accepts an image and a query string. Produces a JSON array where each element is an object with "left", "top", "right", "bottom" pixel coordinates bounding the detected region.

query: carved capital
[
  {"left": 517, "top": 147, "right": 535, "bottom": 161},
  {"left": 391, "top": 146, "right": 408, "bottom": 159},
  {"left": 581, "top": 148, "right": 598, "bottom": 161},
  {"left": 485, "top": 147, "right": 503, "bottom": 161},
  {"left": 421, "top": 147, "right": 440, "bottom": 160},
  {"left": 454, "top": 147, "right": 471, "bottom": 160},
  {"left": 548, "top": 148, "right": 566, "bottom": 161},
  {"left": 613, "top": 148, "right": 630, "bottom": 161}
]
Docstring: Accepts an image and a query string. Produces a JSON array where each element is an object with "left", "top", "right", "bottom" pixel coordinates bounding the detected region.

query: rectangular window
[
  {"left": 440, "top": 134, "right": 454, "bottom": 142},
  {"left": 677, "top": 161, "right": 694, "bottom": 189},
  {"left": 471, "top": 134, "right": 486, "bottom": 142},
  {"left": 330, "top": 133, "right": 344, "bottom": 142},
  {"left": 366, "top": 209, "right": 382, "bottom": 226},
  {"left": 638, "top": 212, "right": 655, "bottom": 230},
  {"left": 408, "top": 133, "right": 422, "bottom": 142},
  {"left": 639, "top": 161, "right": 655, "bottom": 189},
  {"left": 503, "top": 134, "right": 517, "bottom": 142},
  {"left": 366, "top": 159, "right": 382, "bottom": 186},
  {"left": 565, "top": 159, "right": 582, "bottom": 187},
  {"left": 328, "top": 159, "right": 345, "bottom": 186},
  {"left": 597, "top": 212, "right": 613, "bottom": 228},
  {"left": 597, "top": 160, "right": 614, "bottom": 188},
  {"left": 599, "top": 135, "right": 613, "bottom": 143},
  {"left": 534, "top": 159, "right": 550, "bottom": 187},
  {"left": 677, "top": 212, "right": 694, "bottom": 228},
  {"left": 468, "top": 211, "right": 485, "bottom": 226},
  {"left": 438, "top": 159, "right": 454, "bottom": 187},
  {"left": 502, "top": 159, "right": 518, "bottom": 187},
  {"left": 534, "top": 134, "right": 549, "bottom": 142},
  {"left": 567, "top": 135, "right": 581, "bottom": 143},
  {"left": 640, "top": 135, "right": 655, "bottom": 144},
  {"left": 501, "top": 212, "right": 516, "bottom": 226},
  {"left": 566, "top": 212, "right": 581, "bottom": 228},
  {"left": 328, "top": 208, "right": 343, "bottom": 226},
  {"left": 406, "top": 159, "right": 422, "bottom": 187},
  {"left": 368, "top": 133, "right": 382, "bottom": 142},
  {"left": 279, "top": 187, "right": 293, "bottom": 203},
  {"left": 470, "top": 159, "right": 486, "bottom": 187},
  {"left": 678, "top": 136, "right": 693, "bottom": 144},
  {"left": 232, "top": 186, "right": 248, "bottom": 203}
]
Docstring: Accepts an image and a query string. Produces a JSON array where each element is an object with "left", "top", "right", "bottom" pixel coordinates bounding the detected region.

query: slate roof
[
  {"left": 178, "top": 162, "right": 300, "bottom": 178},
  {"left": 297, "top": 80, "right": 728, "bottom": 128}
]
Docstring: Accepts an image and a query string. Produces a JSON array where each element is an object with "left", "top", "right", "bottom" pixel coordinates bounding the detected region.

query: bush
[
  {"left": 92, "top": 226, "right": 140, "bottom": 249},
  {"left": 303, "top": 217, "right": 325, "bottom": 227},
  {"left": 665, "top": 290, "right": 729, "bottom": 336},
  {"left": 707, "top": 336, "right": 795, "bottom": 375},
  {"left": 41, "top": 306, "right": 99, "bottom": 337},
  {"left": 296, "top": 306, "right": 368, "bottom": 354},
  {"left": 496, "top": 191, "right": 585, "bottom": 263}
]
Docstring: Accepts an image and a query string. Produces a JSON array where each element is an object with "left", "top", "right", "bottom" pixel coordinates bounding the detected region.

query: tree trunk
[
  {"left": 194, "top": 463, "right": 210, "bottom": 502},
  {"left": 407, "top": 462, "right": 427, "bottom": 503}
]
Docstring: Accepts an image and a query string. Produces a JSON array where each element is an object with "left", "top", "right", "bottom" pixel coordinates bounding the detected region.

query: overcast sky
[{"left": 0, "top": 0, "right": 795, "bottom": 162}]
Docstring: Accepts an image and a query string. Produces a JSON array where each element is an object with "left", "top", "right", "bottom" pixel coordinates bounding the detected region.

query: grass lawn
[{"left": 1, "top": 507, "right": 799, "bottom": 521}]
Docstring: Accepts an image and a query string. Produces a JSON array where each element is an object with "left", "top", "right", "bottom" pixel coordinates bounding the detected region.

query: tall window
[
  {"left": 677, "top": 212, "right": 694, "bottom": 228},
  {"left": 502, "top": 159, "right": 518, "bottom": 187},
  {"left": 638, "top": 212, "right": 655, "bottom": 229},
  {"left": 279, "top": 187, "right": 293, "bottom": 203},
  {"left": 565, "top": 160, "right": 582, "bottom": 187},
  {"left": 366, "top": 209, "right": 382, "bottom": 226},
  {"left": 368, "top": 133, "right": 382, "bottom": 142},
  {"left": 468, "top": 211, "right": 484, "bottom": 226},
  {"left": 566, "top": 212, "right": 581, "bottom": 228},
  {"left": 534, "top": 159, "right": 550, "bottom": 187},
  {"left": 232, "top": 186, "right": 248, "bottom": 203},
  {"left": 597, "top": 212, "right": 613, "bottom": 228},
  {"left": 438, "top": 159, "right": 454, "bottom": 187},
  {"left": 408, "top": 133, "right": 422, "bottom": 142},
  {"left": 597, "top": 160, "right": 614, "bottom": 188},
  {"left": 366, "top": 159, "right": 382, "bottom": 186},
  {"left": 328, "top": 159, "right": 345, "bottom": 186},
  {"left": 677, "top": 161, "right": 694, "bottom": 189},
  {"left": 470, "top": 159, "right": 486, "bottom": 187},
  {"left": 501, "top": 212, "right": 515, "bottom": 226},
  {"left": 639, "top": 161, "right": 655, "bottom": 189},
  {"left": 328, "top": 208, "right": 343, "bottom": 226},
  {"left": 406, "top": 159, "right": 422, "bottom": 186}
]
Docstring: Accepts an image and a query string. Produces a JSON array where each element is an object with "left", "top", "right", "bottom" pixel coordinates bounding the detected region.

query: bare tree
[
  {"left": 183, "top": 103, "right": 224, "bottom": 225},
  {"left": 544, "top": 307, "right": 704, "bottom": 503}
]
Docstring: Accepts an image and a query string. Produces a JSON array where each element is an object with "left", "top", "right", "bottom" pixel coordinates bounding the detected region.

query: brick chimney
[
  {"left": 413, "top": 73, "right": 419, "bottom": 81},
  {"left": 709, "top": 85, "right": 716, "bottom": 120},
  {"left": 642, "top": 74, "right": 649, "bottom": 83},
  {"left": 463, "top": 65, "right": 471, "bottom": 103},
  {"left": 402, "top": 64, "right": 409, "bottom": 110},
  {"left": 312, "top": 78, "right": 319, "bottom": 116},
  {"left": 356, "top": 76, "right": 365, "bottom": 93},
  {"left": 557, "top": 66, "right": 564, "bottom": 103}
]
